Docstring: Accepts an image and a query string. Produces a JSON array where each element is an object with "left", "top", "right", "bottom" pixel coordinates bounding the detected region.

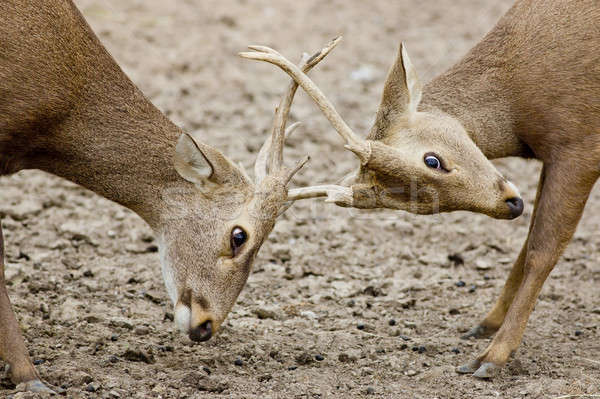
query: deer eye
[
  {"left": 230, "top": 227, "right": 247, "bottom": 256},
  {"left": 424, "top": 154, "right": 442, "bottom": 170}
]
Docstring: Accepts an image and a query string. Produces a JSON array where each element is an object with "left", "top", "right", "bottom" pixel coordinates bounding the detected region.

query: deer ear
[
  {"left": 371, "top": 43, "right": 422, "bottom": 138},
  {"left": 174, "top": 133, "right": 243, "bottom": 186}
]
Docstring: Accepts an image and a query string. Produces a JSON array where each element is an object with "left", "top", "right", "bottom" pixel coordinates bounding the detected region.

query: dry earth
[{"left": 1, "top": 0, "right": 599, "bottom": 398}]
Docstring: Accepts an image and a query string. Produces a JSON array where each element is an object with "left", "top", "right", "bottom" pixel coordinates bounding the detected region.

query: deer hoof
[
  {"left": 16, "top": 379, "right": 56, "bottom": 394},
  {"left": 456, "top": 359, "right": 480, "bottom": 374},
  {"left": 473, "top": 362, "right": 501, "bottom": 379},
  {"left": 461, "top": 324, "right": 495, "bottom": 340}
]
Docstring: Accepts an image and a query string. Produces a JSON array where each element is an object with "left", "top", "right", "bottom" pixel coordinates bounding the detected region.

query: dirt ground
[{"left": 1, "top": 0, "right": 599, "bottom": 398}]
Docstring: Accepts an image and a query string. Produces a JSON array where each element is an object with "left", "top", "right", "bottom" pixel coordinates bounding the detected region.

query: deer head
[
  {"left": 160, "top": 39, "right": 349, "bottom": 342},
  {"left": 241, "top": 41, "right": 523, "bottom": 219}
]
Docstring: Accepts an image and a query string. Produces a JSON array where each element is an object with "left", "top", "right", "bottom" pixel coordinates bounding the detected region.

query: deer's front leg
[
  {"left": 457, "top": 163, "right": 597, "bottom": 378},
  {"left": 462, "top": 167, "right": 546, "bottom": 339},
  {"left": 0, "top": 223, "right": 53, "bottom": 393}
]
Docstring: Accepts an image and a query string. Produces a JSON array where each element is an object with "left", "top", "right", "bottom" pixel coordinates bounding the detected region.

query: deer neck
[
  {"left": 420, "top": 48, "right": 528, "bottom": 160},
  {"left": 24, "top": 71, "right": 183, "bottom": 229}
]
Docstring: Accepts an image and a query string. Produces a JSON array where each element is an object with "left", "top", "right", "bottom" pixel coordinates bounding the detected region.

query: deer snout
[
  {"left": 189, "top": 320, "right": 213, "bottom": 342},
  {"left": 174, "top": 296, "right": 218, "bottom": 342},
  {"left": 499, "top": 179, "right": 523, "bottom": 219}
]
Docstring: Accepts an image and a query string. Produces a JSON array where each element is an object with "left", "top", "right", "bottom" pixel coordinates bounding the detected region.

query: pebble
[
  {"left": 449, "top": 308, "right": 460, "bottom": 315},
  {"left": 234, "top": 358, "right": 243, "bottom": 366},
  {"left": 475, "top": 259, "right": 492, "bottom": 270},
  {"left": 388, "top": 319, "right": 396, "bottom": 326},
  {"left": 315, "top": 354, "right": 324, "bottom": 361},
  {"left": 134, "top": 326, "right": 150, "bottom": 336},
  {"left": 366, "top": 387, "right": 375, "bottom": 395},
  {"left": 85, "top": 383, "right": 99, "bottom": 392},
  {"left": 357, "top": 323, "right": 365, "bottom": 330},
  {"left": 575, "top": 330, "right": 583, "bottom": 336},
  {"left": 254, "top": 308, "right": 278, "bottom": 320},
  {"left": 451, "top": 348, "right": 460, "bottom": 354},
  {"left": 406, "top": 369, "right": 418, "bottom": 376},
  {"left": 455, "top": 280, "right": 466, "bottom": 287},
  {"left": 469, "top": 285, "right": 477, "bottom": 293}
]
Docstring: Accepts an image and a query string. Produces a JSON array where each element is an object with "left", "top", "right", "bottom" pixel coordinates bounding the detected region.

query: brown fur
[
  {"left": 347, "top": 0, "right": 599, "bottom": 378},
  {"left": 0, "top": 0, "right": 302, "bottom": 390}
]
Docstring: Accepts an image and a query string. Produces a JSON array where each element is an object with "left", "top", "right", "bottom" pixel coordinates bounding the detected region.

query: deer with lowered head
[
  {"left": 241, "top": 0, "right": 600, "bottom": 379},
  {"left": 0, "top": 0, "right": 346, "bottom": 392}
]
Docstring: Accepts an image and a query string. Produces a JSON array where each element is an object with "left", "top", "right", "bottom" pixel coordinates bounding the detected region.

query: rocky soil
[{"left": 1, "top": 0, "right": 599, "bottom": 398}]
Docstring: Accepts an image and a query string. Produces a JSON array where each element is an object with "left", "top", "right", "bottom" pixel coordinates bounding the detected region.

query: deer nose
[
  {"left": 505, "top": 197, "right": 524, "bottom": 218},
  {"left": 189, "top": 320, "right": 212, "bottom": 342}
]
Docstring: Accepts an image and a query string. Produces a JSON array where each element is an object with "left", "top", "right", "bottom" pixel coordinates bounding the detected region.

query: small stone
[
  {"left": 33, "top": 359, "right": 45, "bottom": 365},
  {"left": 449, "top": 308, "right": 460, "bottom": 315},
  {"left": 475, "top": 259, "right": 492, "bottom": 270},
  {"left": 366, "top": 387, "right": 375, "bottom": 395},
  {"left": 287, "top": 366, "right": 297, "bottom": 371},
  {"left": 406, "top": 369, "right": 418, "bottom": 376},
  {"left": 85, "top": 383, "right": 99, "bottom": 392},
  {"left": 253, "top": 308, "right": 278, "bottom": 320},
  {"left": 134, "top": 326, "right": 150, "bottom": 336},
  {"left": 469, "top": 285, "right": 477, "bottom": 293},
  {"left": 110, "top": 334, "right": 119, "bottom": 342},
  {"left": 202, "top": 367, "right": 211, "bottom": 375},
  {"left": 109, "top": 390, "right": 121, "bottom": 398},
  {"left": 234, "top": 358, "right": 243, "bottom": 366},
  {"left": 109, "top": 355, "right": 119, "bottom": 363},
  {"left": 388, "top": 319, "right": 396, "bottom": 326},
  {"left": 315, "top": 354, "right": 324, "bottom": 361},
  {"left": 357, "top": 323, "right": 365, "bottom": 330},
  {"left": 400, "top": 344, "right": 408, "bottom": 350},
  {"left": 455, "top": 280, "right": 466, "bottom": 287},
  {"left": 575, "top": 330, "right": 583, "bottom": 336},
  {"left": 451, "top": 348, "right": 460, "bottom": 354}
]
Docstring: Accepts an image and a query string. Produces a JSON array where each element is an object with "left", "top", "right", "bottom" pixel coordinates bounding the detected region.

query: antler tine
[
  {"left": 254, "top": 121, "right": 301, "bottom": 182},
  {"left": 250, "top": 37, "right": 344, "bottom": 184},
  {"left": 268, "top": 37, "right": 342, "bottom": 174},
  {"left": 239, "top": 40, "right": 372, "bottom": 166},
  {"left": 287, "top": 185, "right": 354, "bottom": 206},
  {"left": 268, "top": 52, "right": 311, "bottom": 174}
]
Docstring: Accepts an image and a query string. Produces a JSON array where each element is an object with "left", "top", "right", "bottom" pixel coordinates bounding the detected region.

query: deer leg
[
  {"left": 457, "top": 162, "right": 597, "bottom": 378},
  {"left": 0, "top": 222, "right": 54, "bottom": 393},
  {"left": 462, "top": 167, "right": 546, "bottom": 339}
]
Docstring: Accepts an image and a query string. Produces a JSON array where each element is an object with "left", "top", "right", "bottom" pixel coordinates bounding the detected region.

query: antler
[
  {"left": 240, "top": 41, "right": 372, "bottom": 166},
  {"left": 247, "top": 38, "right": 355, "bottom": 207},
  {"left": 253, "top": 36, "right": 343, "bottom": 183}
]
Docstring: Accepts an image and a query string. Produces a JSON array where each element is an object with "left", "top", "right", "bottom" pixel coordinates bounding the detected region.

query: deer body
[
  {"left": 0, "top": 0, "right": 337, "bottom": 392},
  {"left": 244, "top": 0, "right": 599, "bottom": 379}
]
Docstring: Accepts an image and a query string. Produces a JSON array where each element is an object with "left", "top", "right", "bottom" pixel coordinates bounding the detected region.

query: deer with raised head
[
  {"left": 242, "top": 0, "right": 600, "bottom": 379},
  {"left": 0, "top": 0, "right": 345, "bottom": 392}
]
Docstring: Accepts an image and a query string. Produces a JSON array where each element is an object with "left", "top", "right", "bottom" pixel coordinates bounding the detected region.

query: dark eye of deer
[
  {"left": 230, "top": 227, "right": 247, "bottom": 256},
  {"left": 424, "top": 155, "right": 441, "bottom": 169}
]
